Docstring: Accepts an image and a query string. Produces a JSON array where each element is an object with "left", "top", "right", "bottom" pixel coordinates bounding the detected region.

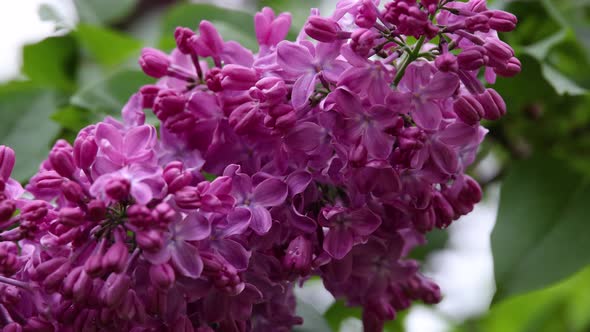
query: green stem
[{"left": 393, "top": 34, "right": 427, "bottom": 86}]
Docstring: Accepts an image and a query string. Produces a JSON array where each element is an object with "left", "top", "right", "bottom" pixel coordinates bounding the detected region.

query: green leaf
[
  {"left": 52, "top": 106, "right": 103, "bottom": 132},
  {"left": 159, "top": 4, "right": 258, "bottom": 52},
  {"left": 294, "top": 299, "right": 333, "bottom": 332},
  {"left": 540, "top": 64, "right": 587, "bottom": 96},
  {"left": 458, "top": 266, "right": 590, "bottom": 332},
  {"left": 410, "top": 228, "right": 448, "bottom": 261},
  {"left": 492, "top": 154, "right": 590, "bottom": 301},
  {"left": 0, "top": 82, "right": 61, "bottom": 182},
  {"left": 74, "top": 0, "right": 138, "bottom": 25},
  {"left": 75, "top": 24, "right": 142, "bottom": 67},
  {"left": 71, "top": 68, "right": 152, "bottom": 115},
  {"left": 22, "top": 35, "right": 77, "bottom": 91},
  {"left": 324, "top": 300, "right": 362, "bottom": 332}
]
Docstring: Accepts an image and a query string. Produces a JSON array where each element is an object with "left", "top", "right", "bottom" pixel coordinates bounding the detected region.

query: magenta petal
[
  {"left": 412, "top": 100, "right": 442, "bottom": 130},
  {"left": 291, "top": 73, "right": 316, "bottom": 109},
  {"left": 363, "top": 128, "right": 393, "bottom": 160},
  {"left": 276, "top": 41, "right": 314, "bottom": 74},
  {"left": 143, "top": 245, "right": 172, "bottom": 265},
  {"left": 95, "top": 123, "right": 123, "bottom": 150},
  {"left": 130, "top": 181, "right": 153, "bottom": 205},
  {"left": 122, "top": 93, "right": 145, "bottom": 127},
  {"left": 349, "top": 208, "right": 381, "bottom": 236},
  {"left": 323, "top": 227, "right": 354, "bottom": 260},
  {"left": 249, "top": 205, "right": 273, "bottom": 235},
  {"left": 423, "top": 72, "right": 459, "bottom": 99},
  {"left": 177, "top": 212, "right": 211, "bottom": 241},
  {"left": 224, "top": 207, "right": 252, "bottom": 237},
  {"left": 284, "top": 122, "right": 322, "bottom": 152},
  {"left": 171, "top": 241, "right": 203, "bottom": 278},
  {"left": 431, "top": 139, "right": 459, "bottom": 174},
  {"left": 437, "top": 122, "right": 479, "bottom": 146},
  {"left": 252, "top": 178, "right": 288, "bottom": 206},
  {"left": 286, "top": 171, "right": 312, "bottom": 196},
  {"left": 216, "top": 239, "right": 251, "bottom": 270},
  {"left": 332, "top": 88, "right": 362, "bottom": 117},
  {"left": 124, "top": 125, "right": 156, "bottom": 156}
]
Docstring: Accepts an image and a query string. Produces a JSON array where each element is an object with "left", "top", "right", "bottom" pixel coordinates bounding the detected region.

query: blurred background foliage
[{"left": 1, "top": 0, "right": 590, "bottom": 331}]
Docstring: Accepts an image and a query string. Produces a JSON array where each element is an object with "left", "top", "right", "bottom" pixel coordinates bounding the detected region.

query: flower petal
[
  {"left": 215, "top": 239, "right": 251, "bottom": 270},
  {"left": 323, "top": 227, "right": 354, "bottom": 260},
  {"left": 171, "top": 241, "right": 203, "bottom": 278},
  {"left": 224, "top": 207, "right": 252, "bottom": 237},
  {"left": 249, "top": 205, "right": 273, "bottom": 235},
  {"left": 276, "top": 41, "right": 314, "bottom": 74},
  {"left": 177, "top": 212, "right": 211, "bottom": 241},
  {"left": 411, "top": 100, "right": 442, "bottom": 130},
  {"left": 252, "top": 178, "right": 288, "bottom": 207}
]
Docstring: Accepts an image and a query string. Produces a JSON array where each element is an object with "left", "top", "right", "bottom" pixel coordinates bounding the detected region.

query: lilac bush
[{"left": 0, "top": 0, "right": 519, "bottom": 331}]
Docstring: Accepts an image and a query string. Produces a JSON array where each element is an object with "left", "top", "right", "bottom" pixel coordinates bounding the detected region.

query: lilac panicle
[{"left": 0, "top": 0, "right": 519, "bottom": 330}]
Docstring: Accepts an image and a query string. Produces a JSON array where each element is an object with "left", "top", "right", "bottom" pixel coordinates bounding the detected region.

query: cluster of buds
[{"left": 0, "top": 0, "right": 519, "bottom": 331}]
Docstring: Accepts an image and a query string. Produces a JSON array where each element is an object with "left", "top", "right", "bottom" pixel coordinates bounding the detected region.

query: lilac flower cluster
[{"left": 0, "top": 0, "right": 519, "bottom": 331}]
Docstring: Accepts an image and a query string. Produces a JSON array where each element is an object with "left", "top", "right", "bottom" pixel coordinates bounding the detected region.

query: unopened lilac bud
[
  {"left": 355, "top": 0, "right": 378, "bottom": 28},
  {"left": 252, "top": 77, "right": 288, "bottom": 104},
  {"left": 43, "top": 262, "right": 71, "bottom": 290},
  {"left": 165, "top": 112, "right": 196, "bottom": 134},
  {"left": 154, "top": 90, "right": 186, "bottom": 121},
  {"left": 453, "top": 94, "right": 484, "bottom": 125},
  {"left": 102, "top": 273, "right": 131, "bottom": 308},
  {"left": 127, "top": 204, "right": 154, "bottom": 228},
  {"left": 72, "top": 270, "right": 93, "bottom": 303},
  {"left": 136, "top": 230, "right": 163, "bottom": 252},
  {"left": 62, "top": 266, "right": 84, "bottom": 298},
  {"left": 0, "top": 200, "right": 15, "bottom": 222},
  {"left": 305, "top": 16, "right": 341, "bottom": 43},
  {"left": 488, "top": 10, "right": 517, "bottom": 32},
  {"left": 0, "top": 146, "right": 15, "bottom": 181},
  {"left": 139, "top": 84, "right": 160, "bottom": 109},
  {"left": 163, "top": 161, "right": 193, "bottom": 193},
  {"left": 24, "top": 317, "right": 53, "bottom": 332},
  {"left": 21, "top": 201, "right": 47, "bottom": 221},
  {"left": 484, "top": 39, "right": 514, "bottom": 68},
  {"left": 152, "top": 202, "right": 176, "bottom": 225},
  {"left": 3, "top": 322, "right": 23, "bottom": 332},
  {"left": 476, "top": 88, "right": 506, "bottom": 120},
  {"left": 351, "top": 28, "right": 379, "bottom": 57},
  {"left": 73, "top": 130, "right": 98, "bottom": 170},
  {"left": 414, "top": 207, "right": 435, "bottom": 232},
  {"left": 139, "top": 48, "right": 170, "bottom": 78},
  {"left": 282, "top": 236, "right": 313, "bottom": 275},
  {"left": 464, "top": 13, "right": 490, "bottom": 32},
  {"left": 432, "top": 192, "right": 455, "bottom": 229},
  {"left": 349, "top": 144, "right": 367, "bottom": 168},
  {"left": 49, "top": 143, "right": 76, "bottom": 178},
  {"left": 149, "top": 263, "right": 176, "bottom": 289},
  {"left": 85, "top": 254, "right": 104, "bottom": 278},
  {"left": 457, "top": 46, "right": 488, "bottom": 71},
  {"left": 494, "top": 56, "right": 521, "bottom": 77},
  {"left": 102, "top": 241, "right": 129, "bottom": 273},
  {"left": 61, "top": 180, "right": 84, "bottom": 203},
  {"left": 174, "top": 186, "right": 201, "bottom": 210},
  {"left": 58, "top": 207, "right": 85, "bottom": 226},
  {"left": 435, "top": 52, "right": 458, "bottom": 72},
  {"left": 175, "top": 27, "right": 196, "bottom": 54},
  {"left": 105, "top": 178, "right": 131, "bottom": 201},
  {"left": 87, "top": 200, "right": 106, "bottom": 221},
  {"left": 172, "top": 316, "right": 195, "bottom": 332},
  {"left": 31, "top": 257, "right": 68, "bottom": 282},
  {"left": 206, "top": 67, "right": 223, "bottom": 92},
  {"left": 221, "top": 65, "right": 258, "bottom": 90},
  {"left": 367, "top": 298, "right": 395, "bottom": 321}
]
